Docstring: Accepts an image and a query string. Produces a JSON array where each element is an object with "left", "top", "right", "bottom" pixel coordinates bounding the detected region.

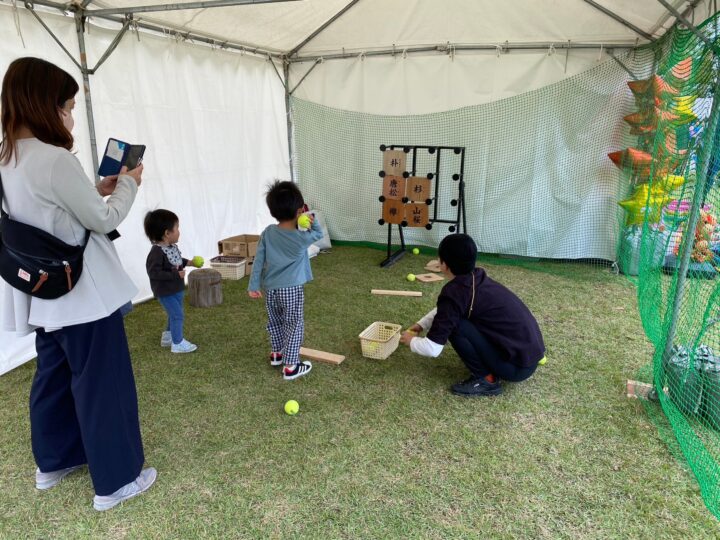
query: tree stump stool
[{"left": 188, "top": 268, "right": 223, "bottom": 308}]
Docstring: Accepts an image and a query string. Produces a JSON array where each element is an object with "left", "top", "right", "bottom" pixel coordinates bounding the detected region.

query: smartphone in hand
[{"left": 98, "top": 138, "right": 146, "bottom": 176}]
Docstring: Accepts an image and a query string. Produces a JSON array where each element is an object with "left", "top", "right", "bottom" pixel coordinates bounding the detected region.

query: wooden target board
[
  {"left": 382, "top": 176, "right": 406, "bottom": 200},
  {"left": 405, "top": 203, "right": 429, "bottom": 227},
  {"left": 382, "top": 150, "right": 406, "bottom": 176},
  {"left": 406, "top": 177, "right": 431, "bottom": 202},
  {"left": 382, "top": 199, "right": 405, "bottom": 224}
]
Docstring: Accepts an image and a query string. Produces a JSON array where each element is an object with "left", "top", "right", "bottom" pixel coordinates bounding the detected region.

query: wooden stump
[{"left": 188, "top": 269, "right": 223, "bottom": 308}]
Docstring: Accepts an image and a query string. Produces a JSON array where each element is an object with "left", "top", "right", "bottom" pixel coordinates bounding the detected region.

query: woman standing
[{"left": 0, "top": 57, "right": 155, "bottom": 511}]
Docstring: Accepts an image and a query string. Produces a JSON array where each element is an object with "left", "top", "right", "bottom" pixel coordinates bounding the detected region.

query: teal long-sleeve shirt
[{"left": 248, "top": 219, "right": 323, "bottom": 291}]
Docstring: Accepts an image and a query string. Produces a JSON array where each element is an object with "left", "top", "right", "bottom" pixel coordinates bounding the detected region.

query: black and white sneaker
[
  {"left": 283, "top": 361, "right": 312, "bottom": 380},
  {"left": 270, "top": 352, "right": 283, "bottom": 367},
  {"left": 451, "top": 377, "right": 502, "bottom": 397}
]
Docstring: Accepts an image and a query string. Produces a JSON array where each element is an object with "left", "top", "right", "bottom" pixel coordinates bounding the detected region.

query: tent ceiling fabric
[
  {"left": 87, "top": 0, "right": 351, "bottom": 53},
  {"left": 82, "top": 0, "right": 712, "bottom": 56}
]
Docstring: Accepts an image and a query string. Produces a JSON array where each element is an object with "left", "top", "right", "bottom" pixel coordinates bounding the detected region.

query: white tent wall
[
  {"left": 83, "top": 21, "right": 288, "bottom": 301},
  {"left": 0, "top": 8, "right": 288, "bottom": 375}
]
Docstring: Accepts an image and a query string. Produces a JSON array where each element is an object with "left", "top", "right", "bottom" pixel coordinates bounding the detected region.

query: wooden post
[{"left": 188, "top": 269, "right": 223, "bottom": 308}]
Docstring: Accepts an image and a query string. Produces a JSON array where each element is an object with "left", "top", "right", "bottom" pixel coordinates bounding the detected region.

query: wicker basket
[
  {"left": 209, "top": 256, "right": 246, "bottom": 280},
  {"left": 359, "top": 322, "right": 402, "bottom": 359}
]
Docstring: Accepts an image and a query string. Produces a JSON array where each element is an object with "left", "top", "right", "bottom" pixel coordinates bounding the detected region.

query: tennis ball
[
  {"left": 284, "top": 399, "right": 299, "bottom": 415},
  {"left": 298, "top": 214, "right": 311, "bottom": 230},
  {"left": 412, "top": 248, "right": 420, "bottom": 255},
  {"left": 539, "top": 356, "right": 547, "bottom": 366},
  {"left": 407, "top": 273, "right": 416, "bottom": 282},
  {"left": 192, "top": 255, "right": 204, "bottom": 267}
]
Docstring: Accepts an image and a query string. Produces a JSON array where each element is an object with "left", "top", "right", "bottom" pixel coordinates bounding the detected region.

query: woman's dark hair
[
  {"left": 144, "top": 209, "right": 179, "bottom": 243},
  {"left": 266, "top": 180, "right": 305, "bottom": 221},
  {"left": 438, "top": 233, "right": 478, "bottom": 275},
  {"left": 0, "top": 57, "right": 79, "bottom": 164}
]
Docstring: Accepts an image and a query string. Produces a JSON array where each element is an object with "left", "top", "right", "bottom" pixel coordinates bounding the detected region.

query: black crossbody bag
[{"left": 0, "top": 172, "right": 90, "bottom": 299}]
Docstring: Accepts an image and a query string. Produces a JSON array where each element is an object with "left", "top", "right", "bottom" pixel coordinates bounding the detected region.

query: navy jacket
[{"left": 427, "top": 268, "right": 545, "bottom": 367}]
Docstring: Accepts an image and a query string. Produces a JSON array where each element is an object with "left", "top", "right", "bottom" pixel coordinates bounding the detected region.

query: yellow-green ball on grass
[
  {"left": 192, "top": 255, "right": 204, "bottom": 267},
  {"left": 538, "top": 356, "right": 547, "bottom": 366},
  {"left": 406, "top": 273, "right": 416, "bottom": 282},
  {"left": 412, "top": 248, "right": 420, "bottom": 255},
  {"left": 284, "top": 399, "right": 299, "bottom": 415}
]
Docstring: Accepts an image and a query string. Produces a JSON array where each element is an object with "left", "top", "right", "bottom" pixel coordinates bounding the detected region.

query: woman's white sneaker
[
  {"left": 93, "top": 467, "right": 157, "bottom": 511},
  {"left": 160, "top": 331, "right": 172, "bottom": 347},
  {"left": 35, "top": 465, "right": 83, "bottom": 490}
]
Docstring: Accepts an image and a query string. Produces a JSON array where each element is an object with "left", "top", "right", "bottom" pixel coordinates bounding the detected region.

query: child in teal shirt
[{"left": 248, "top": 181, "right": 323, "bottom": 380}]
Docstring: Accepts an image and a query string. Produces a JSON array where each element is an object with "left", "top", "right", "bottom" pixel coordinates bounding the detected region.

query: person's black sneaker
[
  {"left": 283, "top": 361, "right": 312, "bottom": 380},
  {"left": 270, "top": 352, "right": 283, "bottom": 367},
  {"left": 451, "top": 377, "right": 502, "bottom": 397}
]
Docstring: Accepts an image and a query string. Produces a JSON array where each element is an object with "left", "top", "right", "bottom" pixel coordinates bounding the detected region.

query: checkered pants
[{"left": 265, "top": 285, "right": 304, "bottom": 366}]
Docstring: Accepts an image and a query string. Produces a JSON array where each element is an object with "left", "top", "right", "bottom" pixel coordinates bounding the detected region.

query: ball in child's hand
[
  {"left": 284, "top": 399, "right": 299, "bottom": 415},
  {"left": 192, "top": 256, "right": 204, "bottom": 267},
  {"left": 298, "top": 214, "right": 311, "bottom": 230},
  {"left": 539, "top": 356, "right": 547, "bottom": 366},
  {"left": 412, "top": 248, "right": 420, "bottom": 255},
  {"left": 407, "top": 273, "right": 416, "bottom": 282}
]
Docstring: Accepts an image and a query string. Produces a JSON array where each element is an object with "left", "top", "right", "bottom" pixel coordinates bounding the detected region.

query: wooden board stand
[
  {"left": 300, "top": 347, "right": 345, "bottom": 365},
  {"left": 371, "top": 289, "right": 423, "bottom": 297},
  {"left": 424, "top": 260, "right": 443, "bottom": 272},
  {"left": 415, "top": 273, "right": 443, "bottom": 283}
]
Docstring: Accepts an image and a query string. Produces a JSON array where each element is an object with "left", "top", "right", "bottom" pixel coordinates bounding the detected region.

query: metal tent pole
[
  {"left": 74, "top": 11, "right": 100, "bottom": 181},
  {"left": 283, "top": 61, "right": 294, "bottom": 182},
  {"left": 289, "top": 42, "right": 636, "bottom": 63}
]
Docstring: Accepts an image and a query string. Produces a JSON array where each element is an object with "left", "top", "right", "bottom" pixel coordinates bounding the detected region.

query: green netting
[
  {"left": 291, "top": 13, "right": 720, "bottom": 519},
  {"left": 617, "top": 15, "right": 720, "bottom": 519}
]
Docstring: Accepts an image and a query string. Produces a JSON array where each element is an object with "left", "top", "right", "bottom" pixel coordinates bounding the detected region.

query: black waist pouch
[{"left": 0, "top": 173, "right": 89, "bottom": 299}]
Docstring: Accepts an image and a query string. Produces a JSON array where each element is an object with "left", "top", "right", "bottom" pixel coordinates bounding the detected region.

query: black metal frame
[{"left": 377, "top": 144, "right": 467, "bottom": 267}]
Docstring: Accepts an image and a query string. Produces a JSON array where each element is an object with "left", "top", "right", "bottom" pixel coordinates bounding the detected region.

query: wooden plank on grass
[
  {"left": 626, "top": 380, "right": 653, "bottom": 399},
  {"left": 371, "top": 289, "right": 423, "bottom": 297},
  {"left": 300, "top": 347, "right": 345, "bottom": 365}
]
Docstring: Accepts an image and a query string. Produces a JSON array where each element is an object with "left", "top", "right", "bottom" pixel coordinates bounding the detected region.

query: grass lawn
[{"left": 0, "top": 245, "right": 718, "bottom": 538}]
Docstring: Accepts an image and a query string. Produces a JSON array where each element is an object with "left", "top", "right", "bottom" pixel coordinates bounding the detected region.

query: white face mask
[{"left": 60, "top": 108, "right": 74, "bottom": 133}]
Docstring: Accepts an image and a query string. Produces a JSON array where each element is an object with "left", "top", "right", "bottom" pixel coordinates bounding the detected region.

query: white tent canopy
[
  {"left": 81, "top": 0, "right": 710, "bottom": 55},
  {"left": 0, "top": 0, "right": 716, "bottom": 375}
]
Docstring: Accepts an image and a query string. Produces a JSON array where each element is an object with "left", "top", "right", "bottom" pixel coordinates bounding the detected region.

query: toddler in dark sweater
[{"left": 144, "top": 209, "right": 202, "bottom": 353}]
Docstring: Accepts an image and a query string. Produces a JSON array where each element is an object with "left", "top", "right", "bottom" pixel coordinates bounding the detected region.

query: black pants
[
  {"left": 449, "top": 319, "right": 537, "bottom": 381},
  {"left": 32, "top": 310, "right": 144, "bottom": 496}
]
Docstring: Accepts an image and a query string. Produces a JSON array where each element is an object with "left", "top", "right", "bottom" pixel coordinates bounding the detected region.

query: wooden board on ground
[
  {"left": 425, "top": 259, "right": 442, "bottom": 272},
  {"left": 300, "top": 347, "right": 345, "bottom": 365},
  {"left": 371, "top": 289, "right": 422, "bottom": 297},
  {"left": 415, "top": 272, "right": 443, "bottom": 283}
]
